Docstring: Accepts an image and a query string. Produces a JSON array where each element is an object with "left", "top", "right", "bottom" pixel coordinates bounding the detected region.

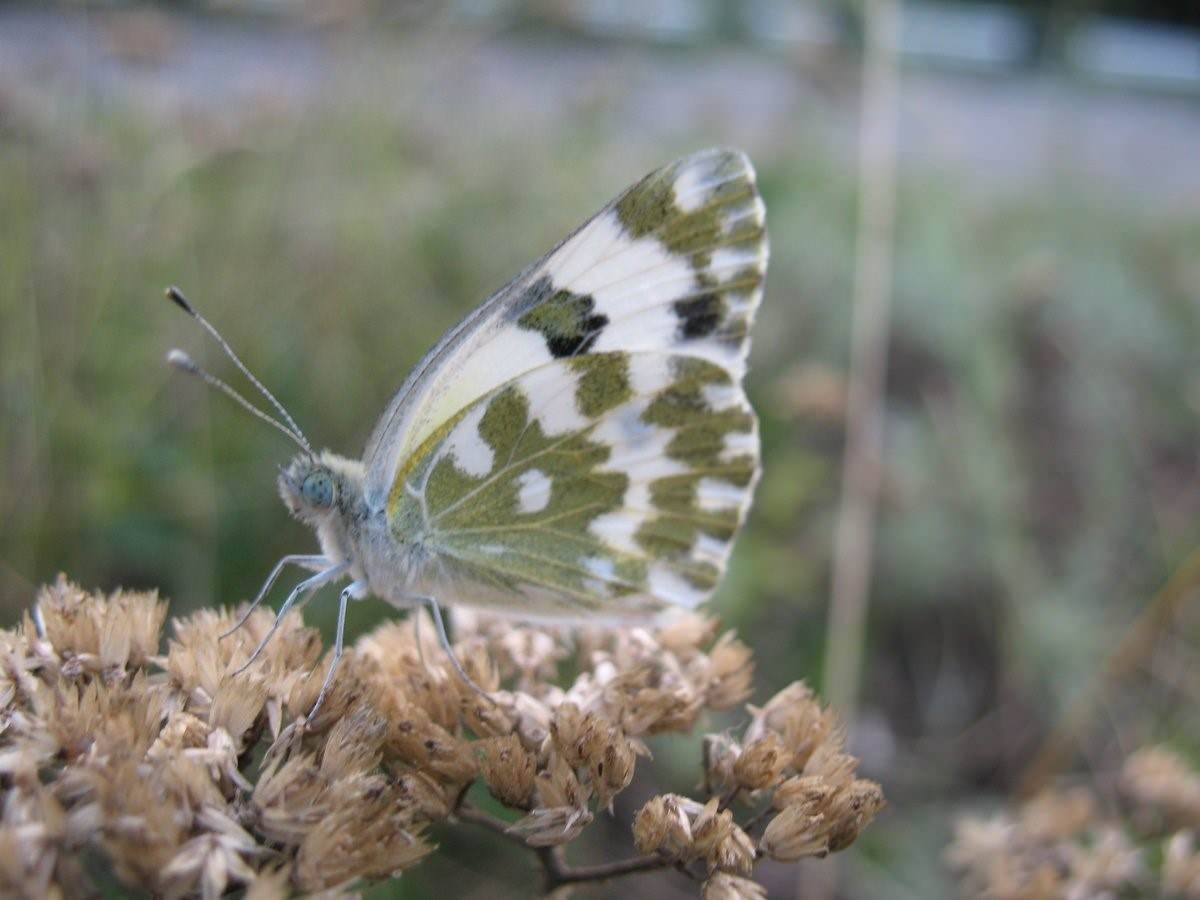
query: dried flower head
[
  {"left": 1122, "top": 745, "right": 1200, "bottom": 831},
  {"left": 734, "top": 733, "right": 789, "bottom": 791},
  {"left": 703, "top": 870, "right": 768, "bottom": 900},
  {"left": 479, "top": 733, "right": 537, "bottom": 809},
  {"left": 949, "top": 744, "right": 1200, "bottom": 900},
  {"left": 0, "top": 578, "right": 882, "bottom": 897}
]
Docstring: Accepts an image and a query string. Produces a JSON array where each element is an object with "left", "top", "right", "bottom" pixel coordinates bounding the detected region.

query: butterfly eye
[{"left": 301, "top": 471, "right": 334, "bottom": 509}]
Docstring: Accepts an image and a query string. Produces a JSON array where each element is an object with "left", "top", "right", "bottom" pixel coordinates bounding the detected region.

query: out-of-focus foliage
[{"left": 1, "top": 6, "right": 1198, "bottom": 898}]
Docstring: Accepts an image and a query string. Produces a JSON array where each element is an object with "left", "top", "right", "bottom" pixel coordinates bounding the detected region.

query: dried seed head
[
  {"left": 825, "top": 779, "right": 886, "bottom": 852},
  {"left": 535, "top": 752, "right": 590, "bottom": 811},
  {"left": 702, "top": 871, "right": 768, "bottom": 900},
  {"left": 294, "top": 797, "right": 431, "bottom": 891},
  {"left": 632, "top": 794, "right": 697, "bottom": 860},
  {"left": 36, "top": 577, "right": 166, "bottom": 674},
  {"left": 706, "top": 632, "right": 755, "bottom": 711},
  {"left": 460, "top": 689, "right": 516, "bottom": 738},
  {"left": 761, "top": 778, "right": 886, "bottom": 860},
  {"left": 478, "top": 733, "right": 537, "bottom": 809},
  {"left": 1061, "top": 825, "right": 1142, "bottom": 894},
  {"left": 691, "top": 797, "right": 734, "bottom": 856},
  {"left": 703, "top": 733, "right": 742, "bottom": 796},
  {"left": 385, "top": 704, "right": 477, "bottom": 785},
  {"left": 506, "top": 805, "right": 593, "bottom": 847},
  {"left": 760, "top": 803, "right": 826, "bottom": 861},
  {"left": 208, "top": 676, "right": 268, "bottom": 748},
  {"left": 1122, "top": 745, "right": 1200, "bottom": 830},
  {"left": 709, "top": 821, "right": 756, "bottom": 875},
  {"left": 148, "top": 711, "right": 210, "bottom": 761},
  {"left": 773, "top": 774, "right": 832, "bottom": 812},
  {"left": 319, "top": 705, "right": 388, "bottom": 778},
  {"left": 632, "top": 795, "right": 671, "bottom": 855},
  {"left": 1018, "top": 787, "right": 1096, "bottom": 842},
  {"left": 657, "top": 613, "right": 720, "bottom": 658},
  {"left": 1163, "top": 831, "right": 1200, "bottom": 896},
  {"left": 243, "top": 866, "right": 291, "bottom": 900},
  {"left": 591, "top": 733, "right": 637, "bottom": 811},
  {"left": 745, "top": 681, "right": 837, "bottom": 771},
  {"left": 0, "top": 578, "right": 880, "bottom": 898},
  {"left": 495, "top": 627, "right": 564, "bottom": 682},
  {"left": 395, "top": 770, "right": 453, "bottom": 821},
  {"left": 550, "top": 703, "right": 590, "bottom": 768},
  {"left": 802, "top": 742, "right": 858, "bottom": 789},
  {"left": 733, "top": 733, "right": 789, "bottom": 792}
]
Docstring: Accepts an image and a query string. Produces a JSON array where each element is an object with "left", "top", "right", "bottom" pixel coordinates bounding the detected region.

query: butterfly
[{"left": 167, "top": 148, "right": 768, "bottom": 717}]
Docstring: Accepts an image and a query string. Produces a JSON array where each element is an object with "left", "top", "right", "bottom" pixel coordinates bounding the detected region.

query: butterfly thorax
[
  {"left": 278, "top": 450, "right": 430, "bottom": 603},
  {"left": 277, "top": 452, "right": 375, "bottom": 584}
]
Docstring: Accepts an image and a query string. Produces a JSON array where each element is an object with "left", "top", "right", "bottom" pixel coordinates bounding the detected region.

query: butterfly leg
[
  {"left": 220, "top": 554, "right": 330, "bottom": 639},
  {"left": 412, "top": 610, "right": 428, "bottom": 672},
  {"left": 232, "top": 563, "right": 348, "bottom": 675},
  {"left": 410, "top": 595, "right": 497, "bottom": 706},
  {"left": 306, "top": 579, "right": 368, "bottom": 723}
]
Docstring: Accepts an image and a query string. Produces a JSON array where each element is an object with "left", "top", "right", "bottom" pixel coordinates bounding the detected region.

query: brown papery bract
[{"left": 0, "top": 578, "right": 883, "bottom": 897}]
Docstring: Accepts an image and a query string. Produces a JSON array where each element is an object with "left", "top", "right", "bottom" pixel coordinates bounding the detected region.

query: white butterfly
[{"left": 168, "top": 148, "right": 768, "bottom": 718}]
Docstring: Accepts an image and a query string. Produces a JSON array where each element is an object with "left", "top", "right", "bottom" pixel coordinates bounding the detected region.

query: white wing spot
[
  {"left": 585, "top": 556, "right": 617, "bottom": 580},
  {"left": 720, "top": 430, "right": 758, "bottom": 463},
  {"left": 702, "top": 382, "right": 741, "bottom": 411},
  {"left": 709, "top": 243, "right": 767, "bottom": 277},
  {"left": 697, "top": 477, "right": 746, "bottom": 512},
  {"left": 444, "top": 404, "right": 494, "bottom": 477},
  {"left": 672, "top": 163, "right": 716, "bottom": 212},
  {"left": 589, "top": 512, "right": 643, "bottom": 556},
  {"left": 693, "top": 534, "right": 730, "bottom": 567},
  {"left": 590, "top": 401, "right": 655, "bottom": 452},
  {"left": 648, "top": 564, "right": 707, "bottom": 609},
  {"left": 517, "top": 468, "right": 553, "bottom": 514},
  {"left": 527, "top": 368, "right": 589, "bottom": 435}
]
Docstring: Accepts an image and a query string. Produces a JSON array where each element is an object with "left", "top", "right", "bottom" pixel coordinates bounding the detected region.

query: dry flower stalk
[
  {"left": 0, "top": 577, "right": 884, "bottom": 897},
  {"left": 948, "top": 744, "right": 1200, "bottom": 899}
]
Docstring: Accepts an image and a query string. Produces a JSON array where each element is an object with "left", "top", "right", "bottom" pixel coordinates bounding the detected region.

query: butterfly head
[{"left": 278, "top": 452, "right": 361, "bottom": 525}]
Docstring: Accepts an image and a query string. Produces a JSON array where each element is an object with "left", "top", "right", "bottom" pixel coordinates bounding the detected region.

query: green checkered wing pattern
[{"left": 374, "top": 149, "right": 768, "bottom": 618}]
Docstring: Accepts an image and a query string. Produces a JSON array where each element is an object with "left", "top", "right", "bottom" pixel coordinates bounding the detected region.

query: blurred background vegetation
[{"left": 1, "top": 0, "right": 1198, "bottom": 896}]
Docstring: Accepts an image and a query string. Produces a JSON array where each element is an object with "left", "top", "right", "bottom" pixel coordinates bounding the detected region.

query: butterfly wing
[
  {"left": 365, "top": 148, "right": 767, "bottom": 619},
  {"left": 388, "top": 352, "right": 758, "bottom": 619}
]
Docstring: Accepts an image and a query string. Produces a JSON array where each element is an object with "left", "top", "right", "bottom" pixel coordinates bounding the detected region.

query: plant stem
[
  {"left": 537, "top": 845, "right": 671, "bottom": 892},
  {"left": 455, "top": 802, "right": 522, "bottom": 841},
  {"left": 456, "top": 802, "right": 672, "bottom": 892},
  {"left": 824, "top": 0, "right": 902, "bottom": 725}
]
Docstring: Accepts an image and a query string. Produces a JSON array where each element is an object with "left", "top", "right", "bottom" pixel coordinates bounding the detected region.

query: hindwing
[{"left": 387, "top": 352, "right": 758, "bottom": 619}]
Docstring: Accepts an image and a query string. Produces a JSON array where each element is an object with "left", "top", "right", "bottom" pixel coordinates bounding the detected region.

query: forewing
[
  {"left": 362, "top": 148, "right": 768, "bottom": 507},
  {"left": 387, "top": 352, "right": 758, "bottom": 620}
]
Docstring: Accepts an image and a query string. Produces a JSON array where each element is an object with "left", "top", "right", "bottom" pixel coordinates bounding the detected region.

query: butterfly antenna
[
  {"left": 165, "top": 286, "right": 313, "bottom": 454},
  {"left": 166, "top": 349, "right": 311, "bottom": 453}
]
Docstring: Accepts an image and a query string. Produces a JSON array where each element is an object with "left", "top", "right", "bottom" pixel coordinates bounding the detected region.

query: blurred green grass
[{"left": 2, "top": 41, "right": 1199, "bottom": 897}]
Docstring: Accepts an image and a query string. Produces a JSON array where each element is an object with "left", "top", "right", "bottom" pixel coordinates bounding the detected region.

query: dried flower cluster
[
  {"left": 947, "top": 745, "right": 1200, "bottom": 899},
  {"left": 0, "top": 577, "right": 883, "bottom": 898}
]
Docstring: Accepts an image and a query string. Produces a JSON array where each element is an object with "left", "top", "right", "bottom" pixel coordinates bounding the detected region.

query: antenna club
[
  {"left": 166, "top": 348, "right": 200, "bottom": 373},
  {"left": 165, "top": 286, "right": 196, "bottom": 316},
  {"left": 161, "top": 284, "right": 313, "bottom": 454}
]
